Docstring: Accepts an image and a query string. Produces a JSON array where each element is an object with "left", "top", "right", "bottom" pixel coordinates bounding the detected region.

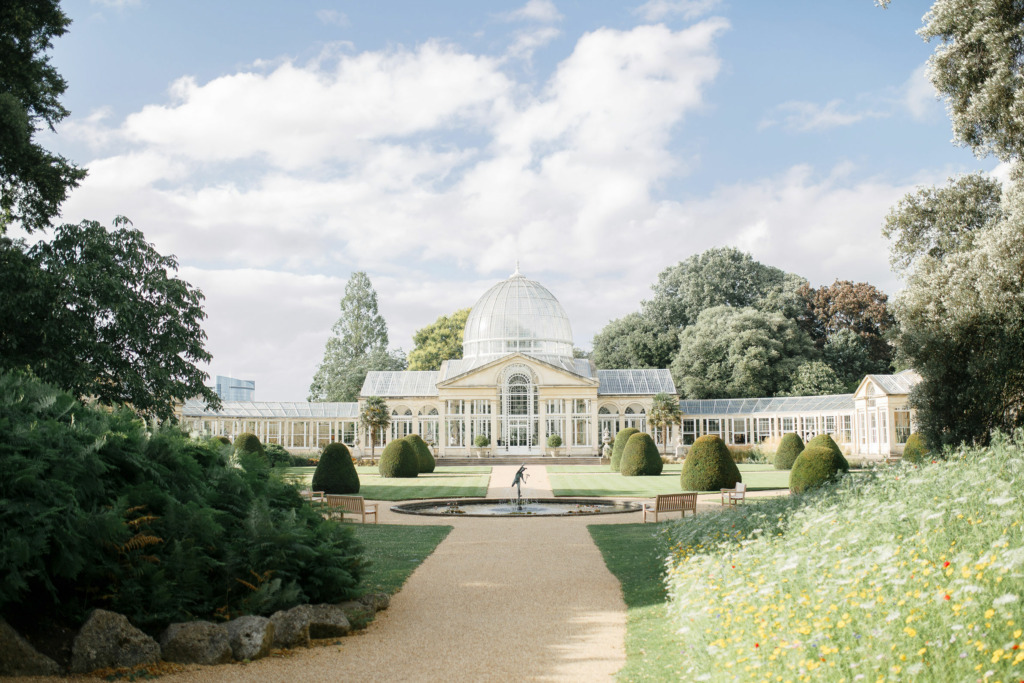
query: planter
[{"left": 470, "top": 447, "right": 491, "bottom": 459}]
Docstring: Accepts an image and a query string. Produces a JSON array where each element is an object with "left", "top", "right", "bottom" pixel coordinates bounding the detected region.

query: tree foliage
[
  {"left": 680, "top": 435, "right": 741, "bottom": 492},
  {"left": 796, "top": 279, "right": 895, "bottom": 370},
  {"left": 312, "top": 442, "right": 360, "bottom": 494},
  {"left": 649, "top": 392, "right": 681, "bottom": 454},
  {"left": 619, "top": 432, "right": 663, "bottom": 477},
  {"left": 590, "top": 312, "right": 678, "bottom": 370},
  {"left": 0, "top": 218, "right": 218, "bottom": 419},
  {"left": 359, "top": 395, "right": 390, "bottom": 460},
  {"left": 309, "top": 272, "right": 405, "bottom": 402},
  {"left": 671, "top": 306, "right": 817, "bottom": 399},
  {"left": 782, "top": 361, "right": 847, "bottom": 397},
  {"left": 610, "top": 427, "right": 639, "bottom": 472},
  {"left": 407, "top": 308, "right": 469, "bottom": 371},
  {"left": 0, "top": 0, "right": 86, "bottom": 233}
]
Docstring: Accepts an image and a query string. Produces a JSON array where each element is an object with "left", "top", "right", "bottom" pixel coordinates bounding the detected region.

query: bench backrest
[
  {"left": 326, "top": 495, "right": 365, "bottom": 513},
  {"left": 656, "top": 493, "right": 697, "bottom": 512},
  {"left": 735, "top": 482, "right": 746, "bottom": 493}
]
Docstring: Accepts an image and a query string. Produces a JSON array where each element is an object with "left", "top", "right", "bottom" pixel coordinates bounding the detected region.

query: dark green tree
[
  {"left": 0, "top": 218, "right": 218, "bottom": 419},
  {"left": 796, "top": 279, "right": 895, "bottom": 371},
  {"left": 782, "top": 361, "right": 847, "bottom": 397},
  {"left": 312, "top": 442, "right": 360, "bottom": 494},
  {"left": 590, "top": 312, "right": 678, "bottom": 370},
  {"left": 0, "top": 0, "right": 86, "bottom": 233},
  {"left": 309, "top": 272, "right": 406, "bottom": 402},
  {"left": 407, "top": 308, "right": 469, "bottom": 371}
]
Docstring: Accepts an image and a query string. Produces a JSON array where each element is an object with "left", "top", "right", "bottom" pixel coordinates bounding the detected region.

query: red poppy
[
  {"left": 944, "top": 595, "right": 951, "bottom": 601},
  {"left": 943, "top": 561, "right": 950, "bottom": 568}
]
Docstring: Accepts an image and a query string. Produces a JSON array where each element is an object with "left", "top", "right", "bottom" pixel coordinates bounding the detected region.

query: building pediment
[{"left": 436, "top": 353, "right": 598, "bottom": 390}]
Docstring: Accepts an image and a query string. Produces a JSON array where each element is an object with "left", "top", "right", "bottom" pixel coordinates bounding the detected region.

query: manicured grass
[
  {"left": 278, "top": 466, "right": 491, "bottom": 501},
  {"left": 550, "top": 465, "right": 790, "bottom": 497},
  {"left": 589, "top": 524, "right": 679, "bottom": 681},
  {"left": 351, "top": 524, "right": 453, "bottom": 595},
  {"left": 547, "top": 463, "right": 776, "bottom": 474}
]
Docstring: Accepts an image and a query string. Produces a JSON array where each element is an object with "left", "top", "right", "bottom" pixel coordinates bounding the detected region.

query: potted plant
[
  {"left": 471, "top": 434, "right": 491, "bottom": 458},
  {"left": 546, "top": 433, "right": 563, "bottom": 457}
]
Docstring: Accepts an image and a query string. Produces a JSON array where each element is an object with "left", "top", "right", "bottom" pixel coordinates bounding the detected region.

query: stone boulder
[
  {"left": 270, "top": 605, "right": 312, "bottom": 649},
  {"left": 358, "top": 592, "right": 390, "bottom": 612},
  {"left": 69, "top": 609, "right": 160, "bottom": 674},
  {"left": 307, "top": 604, "right": 351, "bottom": 639},
  {"left": 225, "top": 615, "right": 274, "bottom": 661},
  {"left": 160, "top": 621, "right": 232, "bottom": 665},
  {"left": 0, "top": 619, "right": 62, "bottom": 676},
  {"left": 337, "top": 601, "right": 375, "bottom": 630}
]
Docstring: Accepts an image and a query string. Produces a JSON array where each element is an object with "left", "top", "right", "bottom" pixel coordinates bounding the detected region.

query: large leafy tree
[
  {"left": 782, "top": 361, "right": 847, "bottom": 397},
  {"left": 590, "top": 312, "right": 678, "bottom": 370},
  {"left": 0, "top": 0, "right": 86, "bottom": 233},
  {"left": 0, "top": 218, "right": 218, "bottom": 419},
  {"left": 407, "top": 308, "right": 470, "bottom": 371},
  {"left": 670, "top": 306, "right": 817, "bottom": 399},
  {"left": 309, "top": 272, "right": 405, "bottom": 402}
]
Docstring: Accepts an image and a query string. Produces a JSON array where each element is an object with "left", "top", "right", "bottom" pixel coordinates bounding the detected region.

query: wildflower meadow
[{"left": 664, "top": 431, "right": 1024, "bottom": 682}]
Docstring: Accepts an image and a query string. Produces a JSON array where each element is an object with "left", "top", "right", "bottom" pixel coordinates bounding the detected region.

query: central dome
[{"left": 462, "top": 267, "right": 574, "bottom": 363}]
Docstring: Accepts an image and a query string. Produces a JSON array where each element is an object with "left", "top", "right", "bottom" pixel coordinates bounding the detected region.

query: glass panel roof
[
  {"left": 597, "top": 369, "right": 676, "bottom": 395},
  {"left": 679, "top": 393, "right": 855, "bottom": 415},
  {"left": 182, "top": 400, "right": 359, "bottom": 418},
  {"left": 361, "top": 371, "right": 440, "bottom": 397}
]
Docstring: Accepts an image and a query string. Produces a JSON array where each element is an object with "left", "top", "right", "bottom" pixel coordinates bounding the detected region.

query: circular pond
[{"left": 390, "top": 498, "right": 641, "bottom": 518}]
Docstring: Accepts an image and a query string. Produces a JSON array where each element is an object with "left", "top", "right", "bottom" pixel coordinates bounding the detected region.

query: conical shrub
[
  {"left": 902, "top": 433, "right": 928, "bottom": 464},
  {"left": 790, "top": 445, "right": 850, "bottom": 494},
  {"left": 405, "top": 434, "right": 435, "bottom": 473},
  {"left": 774, "top": 432, "right": 804, "bottom": 470},
  {"left": 234, "top": 432, "right": 268, "bottom": 474},
  {"left": 378, "top": 439, "right": 419, "bottom": 478},
  {"left": 619, "top": 433, "right": 662, "bottom": 476},
  {"left": 312, "top": 442, "right": 360, "bottom": 494},
  {"left": 806, "top": 433, "right": 849, "bottom": 471},
  {"left": 611, "top": 427, "right": 639, "bottom": 472},
  {"left": 681, "top": 435, "right": 741, "bottom": 491}
]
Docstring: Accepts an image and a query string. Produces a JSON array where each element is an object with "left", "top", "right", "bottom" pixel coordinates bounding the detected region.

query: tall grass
[{"left": 663, "top": 431, "right": 1024, "bottom": 681}]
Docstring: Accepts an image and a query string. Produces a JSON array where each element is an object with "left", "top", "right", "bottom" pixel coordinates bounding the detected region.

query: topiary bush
[
  {"left": 806, "top": 433, "right": 850, "bottom": 471},
  {"left": 681, "top": 435, "right": 741, "bottom": 491},
  {"left": 405, "top": 434, "right": 435, "bottom": 473},
  {"left": 611, "top": 427, "right": 639, "bottom": 472},
  {"left": 902, "top": 433, "right": 928, "bottom": 464},
  {"left": 312, "top": 442, "right": 360, "bottom": 494},
  {"left": 234, "top": 432, "right": 269, "bottom": 475},
  {"left": 378, "top": 439, "right": 419, "bottom": 478},
  {"left": 214, "top": 435, "right": 231, "bottom": 446},
  {"left": 774, "top": 432, "right": 805, "bottom": 470},
  {"left": 547, "top": 433, "right": 563, "bottom": 448},
  {"left": 473, "top": 434, "right": 490, "bottom": 448},
  {"left": 619, "top": 433, "right": 663, "bottom": 476},
  {"left": 264, "top": 443, "right": 293, "bottom": 467},
  {"left": 789, "top": 445, "right": 850, "bottom": 494}
]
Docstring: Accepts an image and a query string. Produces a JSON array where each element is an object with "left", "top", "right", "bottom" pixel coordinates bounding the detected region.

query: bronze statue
[{"left": 511, "top": 464, "right": 529, "bottom": 504}]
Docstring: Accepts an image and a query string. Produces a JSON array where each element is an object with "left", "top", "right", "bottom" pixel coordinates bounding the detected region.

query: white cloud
[
  {"left": 315, "top": 9, "right": 349, "bottom": 27},
  {"left": 506, "top": 26, "right": 561, "bottom": 61},
  {"left": 500, "top": 0, "right": 563, "bottom": 24},
  {"left": 903, "top": 63, "right": 938, "bottom": 120},
  {"left": 761, "top": 98, "right": 889, "bottom": 131},
  {"left": 633, "top": 0, "right": 721, "bottom": 22}
]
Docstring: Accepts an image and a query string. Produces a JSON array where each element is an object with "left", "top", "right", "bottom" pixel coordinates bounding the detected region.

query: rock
[
  {"left": 307, "top": 604, "right": 350, "bottom": 639},
  {"left": 270, "top": 605, "right": 312, "bottom": 649},
  {"left": 225, "top": 615, "right": 274, "bottom": 661},
  {"left": 69, "top": 609, "right": 160, "bottom": 674},
  {"left": 358, "top": 592, "right": 390, "bottom": 612},
  {"left": 159, "top": 621, "right": 233, "bottom": 665},
  {"left": 336, "top": 601, "right": 375, "bottom": 630},
  {"left": 0, "top": 619, "right": 62, "bottom": 676}
]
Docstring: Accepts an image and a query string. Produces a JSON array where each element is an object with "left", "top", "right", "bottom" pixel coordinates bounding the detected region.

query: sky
[{"left": 41, "top": 0, "right": 999, "bottom": 401}]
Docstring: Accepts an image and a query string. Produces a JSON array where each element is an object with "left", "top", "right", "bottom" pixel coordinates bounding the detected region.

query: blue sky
[{"left": 44, "top": 0, "right": 997, "bottom": 400}]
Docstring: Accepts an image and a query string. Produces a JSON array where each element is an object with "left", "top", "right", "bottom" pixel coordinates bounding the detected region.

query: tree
[
  {"left": 407, "top": 308, "right": 469, "bottom": 371},
  {"left": 590, "top": 312, "right": 678, "bottom": 370},
  {"left": 0, "top": 218, "right": 218, "bottom": 419},
  {"left": 796, "top": 279, "right": 896, "bottom": 369},
  {"left": 782, "top": 361, "right": 847, "bottom": 397},
  {"left": 309, "top": 272, "right": 406, "bottom": 402},
  {"left": 643, "top": 247, "right": 806, "bottom": 330},
  {"left": 0, "top": 0, "right": 86, "bottom": 233},
  {"left": 670, "top": 306, "right": 817, "bottom": 399},
  {"left": 649, "top": 392, "right": 681, "bottom": 456},
  {"left": 822, "top": 329, "right": 879, "bottom": 390},
  {"left": 359, "top": 395, "right": 390, "bottom": 462}
]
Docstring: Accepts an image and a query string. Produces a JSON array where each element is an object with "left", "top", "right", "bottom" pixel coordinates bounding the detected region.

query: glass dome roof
[{"left": 463, "top": 266, "right": 574, "bottom": 363}]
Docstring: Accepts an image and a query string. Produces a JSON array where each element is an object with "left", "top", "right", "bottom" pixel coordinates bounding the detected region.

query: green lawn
[
  {"left": 550, "top": 464, "right": 789, "bottom": 497},
  {"left": 278, "top": 466, "right": 491, "bottom": 501},
  {"left": 351, "top": 524, "right": 453, "bottom": 595},
  {"left": 588, "top": 524, "right": 679, "bottom": 682}
]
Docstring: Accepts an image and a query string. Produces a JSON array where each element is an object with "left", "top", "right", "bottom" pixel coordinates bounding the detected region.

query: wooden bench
[
  {"left": 643, "top": 493, "right": 697, "bottom": 523},
  {"left": 300, "top": 490, "right": 326, "bottom": 506},
  {"left": 326, "top": 495, "right": 378, "bottom": 524},
  {"left": 720, "top": 482, "right": 747, "bottom": 506}
]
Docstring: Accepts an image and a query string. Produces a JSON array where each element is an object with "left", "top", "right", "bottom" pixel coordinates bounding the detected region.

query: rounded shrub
[
  {"left": 619, "top": 433, "right": 662, "bottom": 476},
  {"left": 789, "top": 445, "right": 850, "bottom": 494},
  {"left": 547, "top": 434, "right": 563, "bottom": 449},
  {"left": 680, "top": 435, "right": 741, "bottom": 491},
  {"left": 214, "top": 435, "right": 231, "bottom": 446},
  {"left": 234, "top": 432, "right": 268, "bottom": 474},
  {"left": 378, "top": 438, "right": 419, "bottom": 478},
  {"left": 405, "top": 434, "right": 436, "bottom": 473},
  {"left": 473, "top": 434, "right": 490, "bottom": 448},
  {"left": 264, "top": 443, "right": 293, "bottom": 467},
  {"left": 902, "top": 433, "right": 928, "bottom": 464},
  {"left": 774, "top": 432, "right": 805, "bottom": 470},
  {"left": 611, "top": 427, "right": 639, "bottom": 472},
  {"left": 806, "top": 433, "right": 850, "bottom": 471},
  {"left": 312, "top": 442, "right": 360, "bottom": 494},
  {"left": 234, "top": 432, "right": 263, "bottom": 455}
]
